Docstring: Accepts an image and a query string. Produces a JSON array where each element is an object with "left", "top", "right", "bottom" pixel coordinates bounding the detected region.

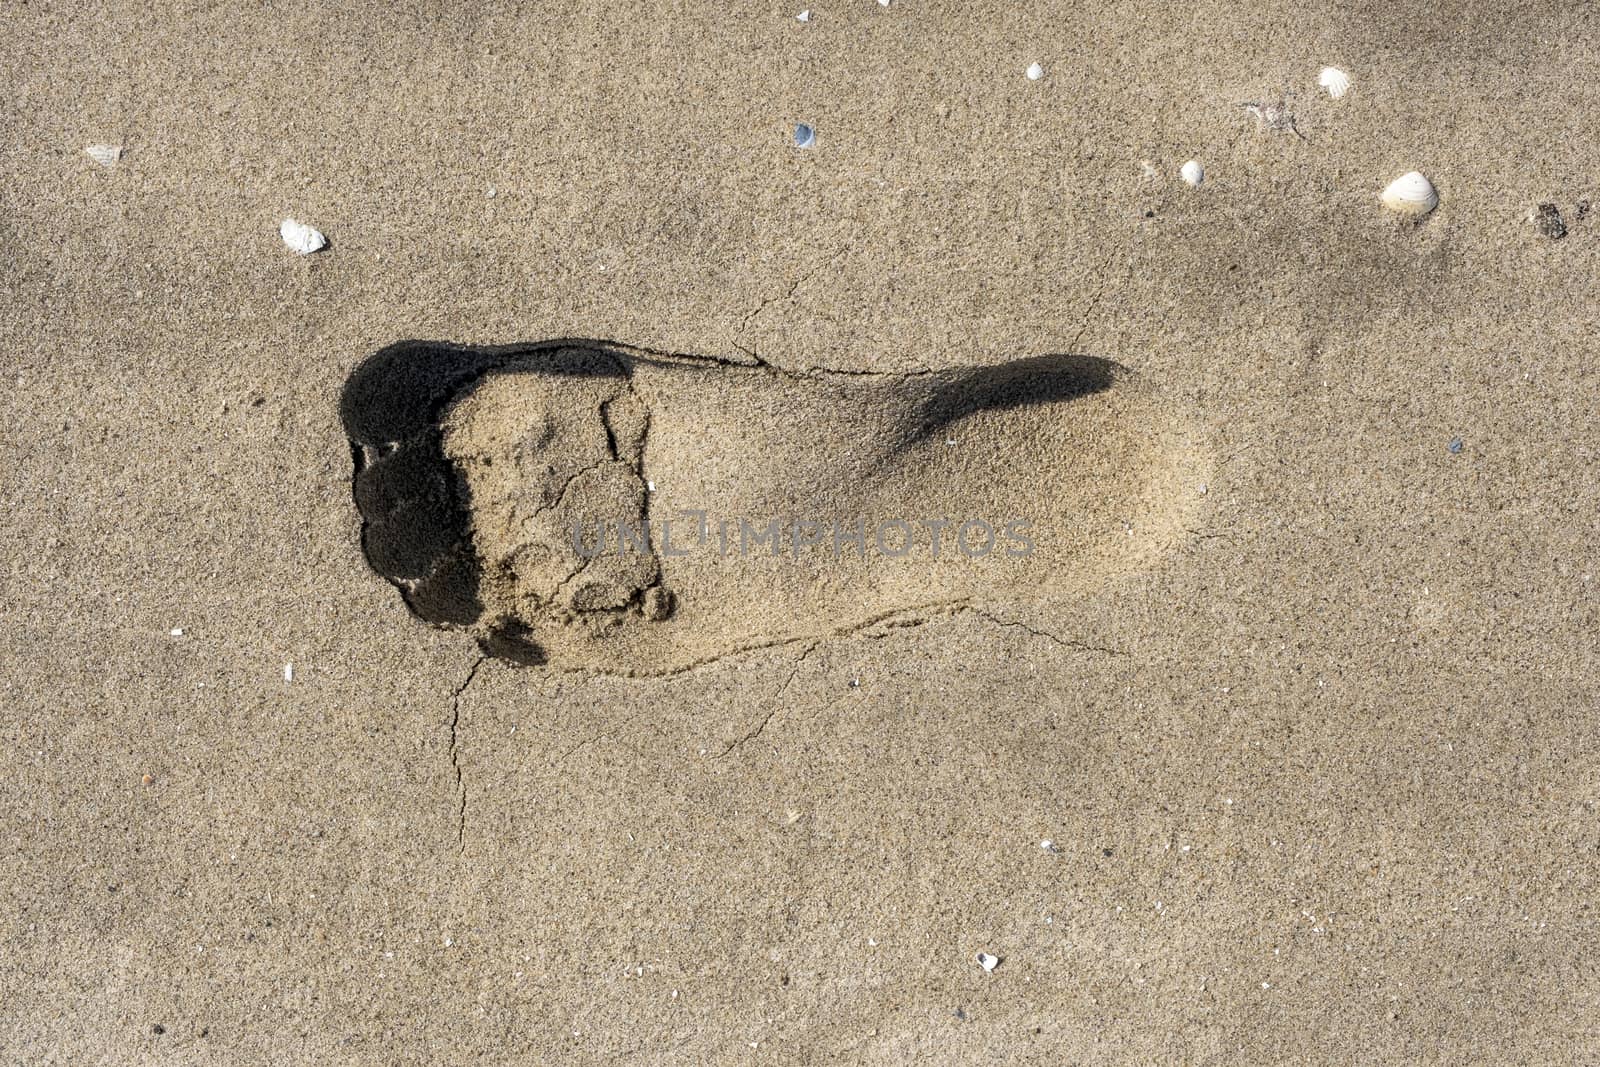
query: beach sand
[{"left": 5, "top": 0, "right": 1600, "bottom": 1061}]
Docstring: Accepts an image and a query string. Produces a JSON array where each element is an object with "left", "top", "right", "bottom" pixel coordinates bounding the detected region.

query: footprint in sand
[{"left": 339, "top": 340, "right": 1211, "bottom": 674}]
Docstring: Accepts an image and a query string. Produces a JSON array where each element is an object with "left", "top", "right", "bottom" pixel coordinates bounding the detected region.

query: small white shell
[
  {"left": 1380, "top": 171, "right": 1438, "bottom": 217},
  {"left": 85, "top": 144, "right": 123, "bottom": 167},
  {"left": 1026, "top": 62, "right": 1044, "bottom": 81},
  {"left": 1179, "top": 159, "right": 1204, "bottom": 187},
  {"left": 1318, "top": 67, "right": 1350, "bottom": 99},
  {"left": 976, "top": 952, "right": 1001, "bottom": 972},
  {"left": 795, "top": 8, "right": 810, "bottom": 20},
  {"left": 279, "top": 218, "right": 327, "bottom": 254}
]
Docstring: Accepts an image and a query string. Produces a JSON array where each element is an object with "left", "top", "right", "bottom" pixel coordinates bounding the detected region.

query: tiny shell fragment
[
  {"left": 1532, "top": 203, "right": 1566, "bottom": 239},
  {"left": 85, "top": 144, "right": 123, "bottom": 167},
  {"left": 1026, "top": 62, "right": 1044, "bottom": 81},
  {"left": 1180, "top": 159, "right": 1204, "bottom": 187},
  {"left": 1243, "top": 101, "right": 1299, "bottom": 136},
  {"left": 279, "top": 218, "right": 327, "bottom": 255},
  {"left": 976, "top": 952, "right": 1001, "bottom": 972}
]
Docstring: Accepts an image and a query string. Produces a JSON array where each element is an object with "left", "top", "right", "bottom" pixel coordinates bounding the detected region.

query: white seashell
[
  {"left": 1026, "top": 62, "right": 1044, "bottom": 81},
  {"left": 976, "top": 952, "right": 1001, "bottom": 972},
  {"left": 1318, "top": 67, "right": 1351, "bottom": 99},
  {"left": 1380, "top": 171, "right": 1438, "bottom": 217},
  {"left": 279, "top": 218, "right": 327, "bottom": 254},
  {"left": 85, "top": 144, "right": 122, "bottom": 167},
  {"left": 1179, "top": 159, "right": 1204, "bottom": 187},
  {"left": 877, "top": 0, "right": 890, "bottom": 6},
  {"left": 796, "top": 8, "right": 810, "bottom": 20}
]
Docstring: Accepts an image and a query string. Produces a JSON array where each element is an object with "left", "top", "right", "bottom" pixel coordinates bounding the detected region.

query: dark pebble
[{"left": 1534, "top": 203, "right": 1566, "bottom": 239}]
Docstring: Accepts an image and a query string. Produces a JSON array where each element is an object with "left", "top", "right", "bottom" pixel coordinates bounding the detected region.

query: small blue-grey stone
[
  {"left": 1447, "top": 437, "right": 1463, "bottom": 454},
  {"left": 794, "top": 123, "right": 816, "bottom": 149}
]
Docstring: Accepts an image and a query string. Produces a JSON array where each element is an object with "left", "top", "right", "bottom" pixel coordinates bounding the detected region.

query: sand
[{"left": 5, "top": 0, "right": 1600, "bottom": 1062}]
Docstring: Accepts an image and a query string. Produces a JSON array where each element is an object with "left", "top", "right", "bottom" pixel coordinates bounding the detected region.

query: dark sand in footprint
[{"left": 344, "top": 341, "right": 1211, "bottom": 672}]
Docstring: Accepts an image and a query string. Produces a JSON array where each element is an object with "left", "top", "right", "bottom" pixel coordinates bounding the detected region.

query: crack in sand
[
  {"left": 550, "top": 714, "right": 678, "bottom": 768},
  {"left": 732, "top": 283, "right": 801, "bottom": 353},
  {"left": 527, "top": 456, "right": 610, "bottom": 521},
  {"left": 796, "top": 363, "right": 936, "bottom": 378},
  {"left": 716, "top": 641, "right": 819, "bottom": 758},
  {"left": 554, "top": 730, "right": 607, "bottom": 763},
  {"left": 618, "top": 600, "right": 967, "bottom": 680},
  {"left": 1069, "top": 233, "right": 1137, "bottom": 355},
  {"left": 730, "top": 246, "right": 852, "bottom": 363},
  {"left": 448, "top": 655, "right": 488, "bottom": 854},
  {"left": 962, "top": 606, "right": 1129, "bottom": 657}
]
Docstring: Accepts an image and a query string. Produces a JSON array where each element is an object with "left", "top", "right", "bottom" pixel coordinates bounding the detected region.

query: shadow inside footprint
[
  {"left": 903, "top": 354, "right": 1119, "bottom": 449},
  {"left": 340, "top": 341, "right": 629, "bottom": 645},
  {"left": 339, "top": 339, "right": 1208, "bottom": 673}
]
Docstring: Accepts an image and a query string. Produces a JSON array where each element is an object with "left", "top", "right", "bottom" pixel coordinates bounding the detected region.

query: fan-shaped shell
[
  {"left": 1381, "top": 171, "right": 1437, "bottom": 217},
  {"left": 279, "top": 218, "right": 327, "bottom": 254},
  {"left": 1318, "top": 67, "right": 1351, "bottom": 99}
]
